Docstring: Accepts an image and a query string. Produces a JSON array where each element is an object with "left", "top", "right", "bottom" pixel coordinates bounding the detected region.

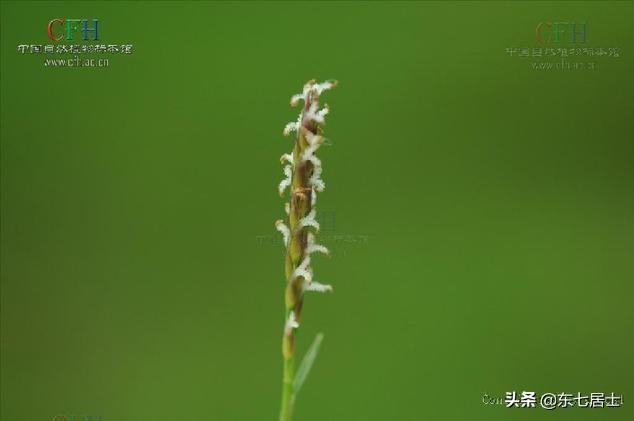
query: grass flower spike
[{"left": 276, "top": 79, "right": 337, "bottom": 421}]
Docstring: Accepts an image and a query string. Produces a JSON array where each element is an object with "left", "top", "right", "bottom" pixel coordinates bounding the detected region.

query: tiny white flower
[
  {"left": 301, "top": 134, "right": 324, "bottom": 157},
  {"left": 275, "top": 220, "right": 290, "bottom": 247},
  {"left": 310, "top": 178, "right": 325, "bottom": 192},
  {"left": 305, "top": 281, "right": 333, "bottom": 293},
  {"left": 313, "top": 80, "right": 337, "bottom": 95},
  {"left": 284, "top": 202, "right": 290, "bottom": 215},
  {"left": 298, "top": 208, "right": 320, "bottom": 231},
  {"left": 280, "top": 153, "right": 294, "bottom": 165},
  {"left": 306, "top": 232, "right": 329, "bottom": 256},
  {"left": 299, "top": 140, "right": 326, "bottom": 192},
  {"left": 285, "top": 311, "right": 300, "bottom": 334},
  {"left": 304, "top": 102, "right": 323, "bottom": 124},
  {"left": 307, "top": 156, "right": 322, "bottom": 175},
  {"left": 291, "top": 256, "right": 313, "bottom": 284},
  {"left": 301, "top": 128, "right": 324, "bottom": 147},
  {"left": 309, "top": 167, "right": 325, "bottom": 192},
  {"left": 290, "top": 93, "right": 304, "bottom": 107},
  {"left": 302, "top": 80, "right": 316, "bottom": 96},
  {"left": 283, "top": 121, "right": 299, "bottom": 136},
  {"left": 290, "top": 79, "right": 336, "bottom": 109},
  {"left": 278, "top": 165, "right": 293, "bottom": 196},
  {"left": 302, "top": 150, "right": 322, "bottom": 170},
  {"left": 317, "top": 104, "right": 330, "bottom": 120}
]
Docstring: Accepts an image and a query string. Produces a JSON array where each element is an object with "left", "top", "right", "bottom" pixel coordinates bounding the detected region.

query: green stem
[{"left": 279, "top": 354, "right": 295, "bottom": 421}]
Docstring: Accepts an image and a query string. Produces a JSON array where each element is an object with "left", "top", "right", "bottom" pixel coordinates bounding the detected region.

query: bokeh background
[{"left": 1, "top": 1, "right": 633, "bottom": 420}]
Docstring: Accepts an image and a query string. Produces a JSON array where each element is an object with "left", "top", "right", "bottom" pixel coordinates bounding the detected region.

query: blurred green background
[{"left": 1, "top": 1, "right": 632, "bottom": 420}]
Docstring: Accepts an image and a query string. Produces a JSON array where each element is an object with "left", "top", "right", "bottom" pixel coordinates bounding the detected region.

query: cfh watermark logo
[
  {"left": 535, "top": 21, "right": 587, "bottom": 44},
  {"left": 17, "top": 19, "right": 133, "bottom": 68},
  {"left": 255, "top": 210, "right": 369, "bottom": 258},
  {"left": 504, "top": 20, "right": 621, "bottom": 71},
  {"left": 47, "top": 18, "right": 100, "bottom": 41},
  {"left": 52, "top": 415, "right": 102, "bottom": 421}
]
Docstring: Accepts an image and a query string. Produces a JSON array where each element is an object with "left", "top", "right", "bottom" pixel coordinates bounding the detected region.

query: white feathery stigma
[
  {"left": 309, "top": 167, "right": 325, "bottom": 192},
  {"left": 283, "top": 121, "right": 299, "bottom": 136},
  {"left": 289, "top": 79, "right": 336, "bottom": 108},
  {"left": 290, "top": 93, "right": 304, "bottom": 107},
  {"left": 291, "top": 256, "right": 313, "bottom": 284},
  {"left": 285, "top": 311, "right": 299, "bottom": 334},
  {"left": 312, "top": 80, "right": 336, "bottom": 95},
  {"left": 302, "top": 148, "right": 322, "bottom": 170},
  {"left": 317, "top": 104, "right": 330, "bottom": 120},
  {"left": 304, "top": 281, "right": 333, "bottom": 293},
  {"left": 275, "top": 220, "right": 290, "bottom": 247},
  {"left": 278, "top": 165, "right": 292, "bottom": 196},
  {"left": 304, "top": 102, "right": 324, "bottom": 124},
  {"left": 280, "top": 153, "right": 293, "bottom": 165},
  {"left": 298, "top": 208, "right": 320, "bottom": 231},
  {"left": 306, "top": 232, "right": 329, "bottom": 256}
]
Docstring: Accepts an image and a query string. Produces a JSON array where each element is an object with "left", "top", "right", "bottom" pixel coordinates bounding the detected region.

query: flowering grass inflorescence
[{"left": 275, "top": 79, "right": 337, "bottom": 421}]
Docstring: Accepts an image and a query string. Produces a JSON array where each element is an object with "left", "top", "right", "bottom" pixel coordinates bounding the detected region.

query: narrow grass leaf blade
[{"left": 293, "top": 333, "right": 324, "bottom": 395}]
